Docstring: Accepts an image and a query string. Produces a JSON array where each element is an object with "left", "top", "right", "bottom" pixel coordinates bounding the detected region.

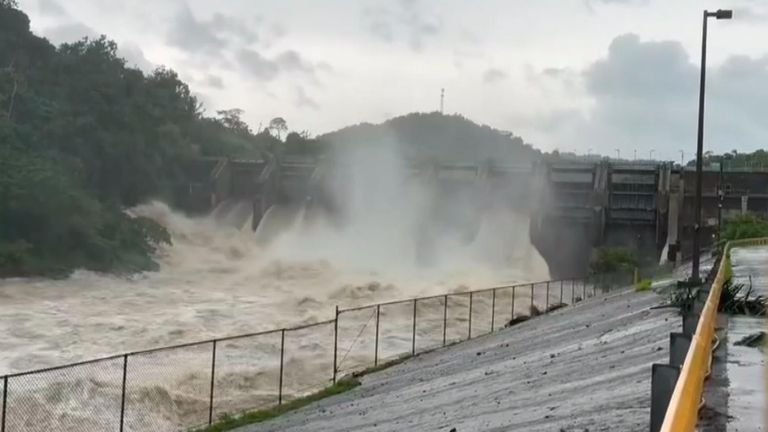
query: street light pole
[
  {"left": 615, "top": 149, "right": 620, "bottom": 160},
  {"left": 649, "top": 149, "right": 655, "bottom": 160},
  {"left": 691, "top": 9, "right": 732, "bottom": 284}
]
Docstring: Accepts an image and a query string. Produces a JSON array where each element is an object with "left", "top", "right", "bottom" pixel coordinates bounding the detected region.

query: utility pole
[
  {"left": 680, "top": 150, "right": 685, "bottom": 166},
  {"left": 440, "top": 88, "right": 445, "bottom": 114},
  {"left": 615, "top": 149, "right": 620, "bottom": 160}
]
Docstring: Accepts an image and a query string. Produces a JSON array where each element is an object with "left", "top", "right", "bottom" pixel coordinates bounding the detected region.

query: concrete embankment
[{"left": 238, "top": 288, "right": 678, "bottom": 432}]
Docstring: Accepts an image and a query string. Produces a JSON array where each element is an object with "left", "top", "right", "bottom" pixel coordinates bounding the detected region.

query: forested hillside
[{"left": 0, "top": 2, "right": 278, "bottom": 276}]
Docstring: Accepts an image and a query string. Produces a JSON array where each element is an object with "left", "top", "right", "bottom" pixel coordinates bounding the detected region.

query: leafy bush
[
  {"left": 590, "top": 247, "right": 637, "bottom": 274},
  {"left": 635, "top": 279, "right": 652, "bottom": 292},
  {"left": 722, "top": 214, "right": 768, "bottom": 242}
]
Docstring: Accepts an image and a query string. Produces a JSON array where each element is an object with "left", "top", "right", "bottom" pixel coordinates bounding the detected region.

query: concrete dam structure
[{"left": 178, "top": 156, "right": 768, "bottom": 278}]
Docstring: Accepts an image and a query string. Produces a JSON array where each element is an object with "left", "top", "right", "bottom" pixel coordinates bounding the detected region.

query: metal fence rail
[{"left": 0, "top": 275, "right": 626, "bottom": 432}]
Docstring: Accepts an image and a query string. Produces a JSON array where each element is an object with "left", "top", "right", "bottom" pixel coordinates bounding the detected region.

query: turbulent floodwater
[
  {"left": 0, "top": 195, "right": 549, "bottom": 431},
  {"left": 0, "top": 201, "right": 549, "bottom": 376}
]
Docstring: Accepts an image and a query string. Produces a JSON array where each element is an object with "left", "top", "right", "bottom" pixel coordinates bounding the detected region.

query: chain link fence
[{"left": 0, "top": 275, "right": 629, "bottom": 432}]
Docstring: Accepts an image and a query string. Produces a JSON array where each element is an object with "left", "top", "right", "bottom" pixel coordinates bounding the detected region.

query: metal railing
[
  {"left": 0, "top": 275, "right": 627, "bottom": 432},
  {"left": 658, "top": 237, "right": 768, "bottom": 432}
]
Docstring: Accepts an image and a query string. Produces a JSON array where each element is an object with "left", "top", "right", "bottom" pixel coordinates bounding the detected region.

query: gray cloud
[
  {"left": 295, "top": 86, "right": 319, "bottom": 110},
  {"left": 235, "top": 48, "right": 320, "bottom": 82},
  {"left": 594, "top": 0, "right": 649, "bottom": 4},
  {"left": 362, "top": 1, "right": 441, "bottom": 51},
  {"left": 583, "top": 0, "right": 649, "bottom": 13},
  {"left": 37, "top": 0, "right": 66, "bottom": 16},
  {"left": 166, "top": 2, "right": 260, "bottom": 60},
  {"left": 276, "top": 50, "right": 314, "bottom": 74},
  {"left": 735, "top": 5, "right": 768, "bottom": 23},
  {"left": 482, "top": 68, "right": 508, "bottom": 84},
  {"left": 205, "top": 74, "right": 225, "bottom": 89},
  {"left": 167, "top": 3, "right": 226, "bottom": 54},
  {"left": 236, "top": 48, "right": 279, "bottom": 80},
  {"left": 207, "top": 13, "right": 258, "bottom": 45},
  {"left": 536, "top": 33, "right": 768, "bottom": 156}
]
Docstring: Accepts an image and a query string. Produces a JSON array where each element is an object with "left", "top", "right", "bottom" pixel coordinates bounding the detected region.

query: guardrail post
[
  {"left": 560, "top": 280, "right": 564, "bottom": 304},
  {"left": 374, "top": 305, "right": 381, "bottom": 366},
  {"left": 208, "top": 340, "right": 217, "bottom": 425},
  {"left": 279, "top": 329, "right": 285, "bottom": 405},
  {"left": 2, "top": 375, "right": 7, "bottom": 432},
  {"left": 333, "top": 305, "right": 339, "bottom": 384},
  {"left": 490, "top": 288, "right": 496, "bottom": 332},
  {"left": 119, "top": 354, "right": 127, "bottom": 432},
  {"left": 530, "top": 283, "right": 535, "bottom": 312},
  {"left": 669, "top": 332, "right": 691, "bottom": 368},
  {"left": 545, "top": 281, "right": 550, "bottom": 310},
  {"left": 442, "top": 295, "right": 448, "bottom": 346},
  {"left": 682, "top": 312, "right": 699, "bottom": 337},
  {"left": 411, "top": 299, "right": 417, "bottom": 355},
  {"left": 650, "top": 363, "right": 680, "bottom": 432},
  {"left": 468, "top": 292, "right": 473, "bottom": 340}
]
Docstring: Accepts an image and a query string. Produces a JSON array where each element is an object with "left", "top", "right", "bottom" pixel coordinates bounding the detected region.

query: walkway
[
  {"left": 237, "top": 289, "right": 678, "bottom": 432},
  {"left": 726, "top": 245, "right": 768, "bottom": 432}
]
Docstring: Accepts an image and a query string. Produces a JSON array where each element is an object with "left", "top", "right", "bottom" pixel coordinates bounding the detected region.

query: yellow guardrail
[{"left": 660, "top": 237, "right": 768, "bottom": 431}]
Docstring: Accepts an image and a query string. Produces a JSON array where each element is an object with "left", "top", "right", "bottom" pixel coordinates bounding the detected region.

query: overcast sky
[{"left": 18, "top": 0, "right": 768, "bottom": 159}]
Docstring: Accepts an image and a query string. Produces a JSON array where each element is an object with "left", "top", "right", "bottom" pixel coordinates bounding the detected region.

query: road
[
  {"left": 237, "top": 288, "right": 678, "bottom": 432},
  {"left": 726, "top": 244, "right": 768, "bottom": 432}
]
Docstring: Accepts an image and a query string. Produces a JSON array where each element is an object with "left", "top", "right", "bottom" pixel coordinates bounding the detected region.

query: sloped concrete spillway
[{"left": 239, "top": 288, "right": 678, "bottom": 432}]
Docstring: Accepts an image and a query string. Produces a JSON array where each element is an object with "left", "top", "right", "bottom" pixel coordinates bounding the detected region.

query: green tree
[{"left": 269, "top": 117, "right": 287, "bottom": 139}]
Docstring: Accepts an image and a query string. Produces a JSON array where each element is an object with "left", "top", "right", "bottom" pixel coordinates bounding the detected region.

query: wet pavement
[
  {"left": 731, "top": 247, "right": 768, "bottom": 297},
  {"left": 727, "top": 245, "right": 768, "bottom": 432},
  {"left": 237, "top": 288, "right": 678, "bottom": 432}
]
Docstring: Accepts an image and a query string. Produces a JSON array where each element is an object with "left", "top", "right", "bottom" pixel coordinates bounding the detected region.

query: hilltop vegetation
[{"left": 319, "top": 112, "right": 541, "bottom": 164}]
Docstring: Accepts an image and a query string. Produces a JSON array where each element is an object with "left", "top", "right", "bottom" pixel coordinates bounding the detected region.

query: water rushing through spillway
[{"left": 0, "top": 201, "right": 548, "bottom": 376}]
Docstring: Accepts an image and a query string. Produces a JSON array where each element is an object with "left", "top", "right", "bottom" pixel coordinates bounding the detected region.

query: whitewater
[{"left": 0, "top": 200, "right": 548, "bottom": 376}]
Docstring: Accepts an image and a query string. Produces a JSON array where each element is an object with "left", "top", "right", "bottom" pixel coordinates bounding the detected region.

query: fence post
[
  {"left": 468, "top": 292, "right": 473, "bottom": 340},
  {"left": 411, "top": 299, "right": 417, "bottom": 355},
  {"left": 511, "top": 286, "right": 516, "bottom": 320},
  {"left": 490, "top": 288, "right": 496, "bottom": 332},
  {"left": 571, "top": 279, "right": 575, "bottom": 304},
  {"left": 208, "top": 340, "right": 217, "bottom": 425},
  {"left": 374, "top": 305, "right": 381, "bottom": 366},
  {"left": 560, "top": 280, "right": 564, "bottom": 304},
  {"left": 530, "top": 283, "right": 534, "bottom": 311},
  {"left": 119, "top": 355, "right": 128, "bottom": 432},
  {"left": 279, "top": 329, "right": 286, "bottom": 405},
  {"left": 442, "top": 295, "right": 448, "bottom": 346},
  {"left": 333, "top": 305, "right": 339, "bottom": 384},
  {"left": 583, "top": 278, "right": 587, "bottom": 299},
  {"left": 2, "top": 375, "right": 7, "bottom": 432},
  {"left": 545, "top": 281, "right": 550, "bottom": 310}
]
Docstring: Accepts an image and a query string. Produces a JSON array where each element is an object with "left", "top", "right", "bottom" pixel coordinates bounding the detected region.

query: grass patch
[
  {"left": 635, "top": 279, "right": 653, "bottom": 292},
  {"left": 194, "top": 377, "right": 361, "bottom": 432},
  {"left": 351, "top": 356, "right": 410, "bottom": 376}
]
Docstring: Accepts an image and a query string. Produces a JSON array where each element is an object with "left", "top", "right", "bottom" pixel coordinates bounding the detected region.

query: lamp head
[{"left": 713, "top": 9, "right": 733, "bottom": 19}]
